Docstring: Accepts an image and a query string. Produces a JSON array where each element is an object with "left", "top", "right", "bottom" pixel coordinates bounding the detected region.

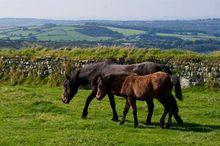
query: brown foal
[{"left": 96, "top": 72, "right": 183, "bottom": 128}]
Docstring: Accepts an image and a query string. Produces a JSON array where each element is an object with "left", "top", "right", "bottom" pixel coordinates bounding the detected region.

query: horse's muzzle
[
  {"left": 61, "top": 95, "right": 70, "bottom": 104},
  {"left": 62, "top": 98, "right": 70, "bottom": 104}
]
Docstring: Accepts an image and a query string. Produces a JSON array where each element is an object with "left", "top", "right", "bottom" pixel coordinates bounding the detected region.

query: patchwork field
[
  {"left": 0, "top": 85, "right": 219, "bottom": 145},
  {"left": 156, "top": 32, "right": 220, "bottom": 41},
  {"left": 0, "top": 25, "right": 142, "bottom": 41},
  {"left": 1, "top": 24, "right": 220, "bottom": 42}
]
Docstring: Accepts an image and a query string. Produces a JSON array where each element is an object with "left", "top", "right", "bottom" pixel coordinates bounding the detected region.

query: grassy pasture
[
  {"left": 107, "top": 27, "right": 145, "bottom": 36},
  {"left": 156, "top": 33, "right": 220, "bottom": 41},
  {"left": 0, "top": 25, "right": 113, "bottom": 41},
  {"left": 0, "top": 85, "right": 219, "bottom": 145}
]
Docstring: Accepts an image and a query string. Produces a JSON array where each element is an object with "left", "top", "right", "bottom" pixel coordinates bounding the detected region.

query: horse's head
[
  {"left": 96, "top": 76, "right": 108, "bottom": 101},
  {"left": 61, "top": 70, "right": 80, "bottom": 104}
]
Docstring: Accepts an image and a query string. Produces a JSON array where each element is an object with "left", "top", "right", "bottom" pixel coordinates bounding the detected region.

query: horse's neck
[
  {"left": 108, "top": 76, "right": 126, "bottom": 95},
  {"left": 78, "top": 65, "right": 103, "bottom": 85}
]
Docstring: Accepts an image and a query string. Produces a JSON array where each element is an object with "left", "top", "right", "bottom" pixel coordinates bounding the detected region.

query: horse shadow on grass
[{"left": 122, "top": 120, "right": 220, "bottom": 133}]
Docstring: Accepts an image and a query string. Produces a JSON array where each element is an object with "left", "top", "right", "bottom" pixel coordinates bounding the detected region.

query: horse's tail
[
  {"left": 170, "top": 75, "right": 183, "bottom": 100},
  {"left": 170, "top": 95, "right": 184, "bottom": 126},
  {"left": 160, "top": 64, "right": 172, "bottom": 75}
]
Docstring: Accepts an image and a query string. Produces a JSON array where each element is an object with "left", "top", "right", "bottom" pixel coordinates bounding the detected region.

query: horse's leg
[
  {"left": 120, "top": 99, "right": 130, "bottom": 125},
  {"left": 128, "top": 97, "right": 138, "bottom": 128},
  {"left": 108, "top": 93, "right": 118, "bottom": 121},
  {"left": 81, "top": 89, "right": 97, "bottom": 118},
  {"left": 146, "top": 99, "right": 154, "bottom": 125}
]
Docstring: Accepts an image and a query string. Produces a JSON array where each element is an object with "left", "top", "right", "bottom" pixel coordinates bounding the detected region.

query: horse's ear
[
  {"left": 71, "top": 69, "right": 80, "bottom": 82},
  {"left": 76, "top": 69, "right": 80, "bottom": 77},
  {"left": 65, "top": 73, "right": 71, "bottom": 79},
  {"left": 97, "top": 75, "right": 103, "bottom": 81}
]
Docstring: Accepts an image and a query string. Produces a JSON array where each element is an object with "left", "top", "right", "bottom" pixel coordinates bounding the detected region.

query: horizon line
[{"left": 1, "top": 17, "right": 220, "bottom": 22}]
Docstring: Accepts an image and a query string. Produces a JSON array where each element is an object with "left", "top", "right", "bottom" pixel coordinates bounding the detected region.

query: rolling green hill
[
  {"left": 0, "top": 18, "right": 220, "bottom": 52},
  {"left": 0, "top": 24, "right": 144, "bottom": 41}
]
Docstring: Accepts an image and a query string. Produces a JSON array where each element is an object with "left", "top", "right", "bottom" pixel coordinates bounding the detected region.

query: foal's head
[
  {"left": 96, "top": 76, "right": 108, "bottom": 100},
  {"left": 61, "top": 70, "right": 80, "bottom": 104}
]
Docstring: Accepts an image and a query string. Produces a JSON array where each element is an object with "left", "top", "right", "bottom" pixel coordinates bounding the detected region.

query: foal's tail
[{"left": 170, "top": 76, "right": 183, "bottom": 100}]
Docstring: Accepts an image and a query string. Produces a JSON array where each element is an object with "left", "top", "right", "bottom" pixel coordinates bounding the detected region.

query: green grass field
[
  {"left": 156, "top": 32, "right": 220, "bottom": 41},
  {"left": 107, "top": 27, "right": 145, "bottom": 36},
  {"left": 0, "top": 85, "right": 219, "bottom": 145},
  {"left": 0, "top": 25, "right": 113, "bottom": 41},
  {"left": 0, "top": 25, "right": 144, "bottom": 41}
]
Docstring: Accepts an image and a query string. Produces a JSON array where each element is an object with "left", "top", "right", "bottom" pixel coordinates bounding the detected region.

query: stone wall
[{"left": 0, "top": 56, "right": 220, "bottom": 87}]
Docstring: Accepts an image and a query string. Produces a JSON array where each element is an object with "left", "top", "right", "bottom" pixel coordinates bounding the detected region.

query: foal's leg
[
  {"left": 170, "top": 95, "right": 184, "bottom": 127},
  {"left": 108, "top": 93, "right": 118, "bottom": 121},
  {"left": 120, "top": 99, "right": 130, "bottom": 125},
  {"left": 128, "top": 97, "right": 138, "bottom": 128},
  {"left": 82, "top": 89, "right": 97, "bottom": 118},
  {"left": 165, "top": 111, "right": 172, "bottom": 129},
  {"left": 146, "top": 99, "right": 154, "bottom": 125},
  {"left": 173, "top": 111, "right": 184, "bottom": 127},
  {"left": 160, "top": 107, "right": 168, "bottom": 128}
]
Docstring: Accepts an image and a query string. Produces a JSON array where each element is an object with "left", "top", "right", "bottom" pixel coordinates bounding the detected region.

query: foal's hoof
[
  {"left": 119, "top": 121, "right": 125, "bottom": 125},
  {"left": 160, "top": 123, "right": 165, "bottom": 129},
  {"left": 160, "top": 120, "right": 165, "bottom": 128},
  {"left": 165, "top": 124, "right": 170, "bottom": 129},
  {"left": 180, "top": 123, "right": 184, "bottom": 128},
  {"left": 134, "top": 124, "right": 138, "bottom": 128}
]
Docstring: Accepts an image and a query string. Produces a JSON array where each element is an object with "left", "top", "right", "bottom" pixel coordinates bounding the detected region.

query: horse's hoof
[
  {"left": 81, "top": 113, "right": 88, "bottom": 119},
  {"left": 134, "top": 124, "right": 138, "bottom": 128},
  {"left": 81, "top": 111, "right": 88, "bottom": 119},
  {"left": 112, "top": 116, "right": 119, "bottom": 122},
  {"left": 81, "top": 116, "right": 87, "bottom": 119},
  {"left": 145, "top": 121, "right": 151, "bottom": 125}
]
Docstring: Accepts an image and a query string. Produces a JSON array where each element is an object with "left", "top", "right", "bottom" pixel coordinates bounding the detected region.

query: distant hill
[
  {"left": 0, "top": 18, "right": 220, "bottom": 53},
  {"left": 0, "top": 18, "right": 85, "bottom": 27}
]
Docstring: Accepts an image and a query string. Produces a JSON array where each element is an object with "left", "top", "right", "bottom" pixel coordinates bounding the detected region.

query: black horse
[{"left": 61, "top": 60, "right": 180, "bottom": 124}]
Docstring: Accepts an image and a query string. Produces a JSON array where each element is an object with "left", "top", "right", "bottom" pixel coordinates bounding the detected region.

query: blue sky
[{"left": 0, "top": 0, "right": 219, "bottom": 20}]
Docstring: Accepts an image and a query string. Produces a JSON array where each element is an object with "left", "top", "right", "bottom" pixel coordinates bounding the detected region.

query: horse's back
[
  {"left": 101, "top": 64, "right": 135, "bottom": 77},
  {"left": 79, "top": 60, "right": 114, "bottom": 83},
  {"left": 132, "top": 62, "right": 170, "bottom": 75}
]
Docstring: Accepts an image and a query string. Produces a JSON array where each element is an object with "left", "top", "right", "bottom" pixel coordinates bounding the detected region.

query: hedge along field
[
  {"left": 0, "top": 85, "right": 219, "bottom": 145},
  {"left": 0, "top": 46, "right": 220, "bottom": 61}
]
